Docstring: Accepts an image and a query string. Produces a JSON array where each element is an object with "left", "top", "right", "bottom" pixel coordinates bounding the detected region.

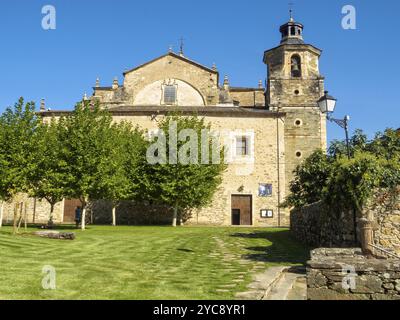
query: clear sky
[{"left": 0, "top": 0, "right": 399, "bottom": 141}]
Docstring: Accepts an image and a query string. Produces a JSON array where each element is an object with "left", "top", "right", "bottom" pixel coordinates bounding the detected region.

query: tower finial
[
  {"left": 289, "top": 2, "right": 294, "bottom": 22},
  {"left": 112, "top": 77, "right": 119, "bottom": 90},
  {"left": 40, "top": 98, "right": 46, "bottom": 112},
  {"left": 223, "top": 75, "right": 230, "bottom": 90},
  {"left": 179, "top": 37, "right": 185, "bottom": 56}
]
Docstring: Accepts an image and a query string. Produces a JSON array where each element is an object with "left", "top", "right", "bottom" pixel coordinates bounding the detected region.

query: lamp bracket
[{"left": 327, "top": 115, "right": 348, "bottom": 129}]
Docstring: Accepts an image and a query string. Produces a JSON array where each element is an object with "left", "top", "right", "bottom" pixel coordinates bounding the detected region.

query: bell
[{"left": 292, "top": 63, "right": 300, "bottom": 71}]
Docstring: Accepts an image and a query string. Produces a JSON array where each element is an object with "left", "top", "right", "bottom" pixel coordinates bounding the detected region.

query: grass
[{"left": 0, "top": 225, "right": 309, "bottom": 300}]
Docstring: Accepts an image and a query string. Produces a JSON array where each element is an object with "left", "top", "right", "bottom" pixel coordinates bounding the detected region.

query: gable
[
  {"left": 124, "top": 52, "right": 218, "bottom": 75},
  {"left": 123, "top": 53, "right": 220, "bottom": 106}
]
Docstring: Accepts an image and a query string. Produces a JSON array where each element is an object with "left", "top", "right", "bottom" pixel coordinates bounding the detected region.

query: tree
[
  {"left": 328, "top": 129, "right": 368, "bottom": 158},
  {"left": 30, "top": 118, "right": 71, "bottom": 224},
  {"left": 63, "top": 101, "right": 114, "bottom": 230},
  {"left": 367, "top": 128, "right": 400, "bottom": 160},
  {"left": 146, "top": 115, "right": 226, "bottom": 226},
  {"left": 96, "top": 122, "right": 148, "bottom": 226},
  {"left": 285, "top": 127, "right": 400, "bottom": 213},
  {"left": 0, "top": 98, "right": 41, "bottom": 233},
  {"left": 0, "top": 125, "right": 10, "bottom": 228},
  {"left": 324, "top": 152, "right": 382, "bottom": 213},
  {"left": 283, "top": 150, "right": 332, "bottom": 208}
]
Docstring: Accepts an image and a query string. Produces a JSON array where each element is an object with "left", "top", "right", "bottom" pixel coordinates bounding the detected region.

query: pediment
[{"left": 123, "top": 52, "right": 218, "bottom": 76}]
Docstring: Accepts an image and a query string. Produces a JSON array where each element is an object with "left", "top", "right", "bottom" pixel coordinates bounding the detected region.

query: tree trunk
[
  {"left": 17, "top": 203, "right": 23, "bottom": 232},
  {"left": 13, "top": 203, "right": 18, "bottom": 235},
  {"left": 48, "top": 203, "right": 55, "bottom": 228},
  {"left": 0, "top": 201, "right": 4, "bottom": 228},
  {"left": 81, "top": 198, "right": 88, "bottom": 231},
  {"left": 33, "top": 198, "right": 37, "bottom": 224},
  {"left": 112, "top": 205, "right": 117, "bottom": 226},
  {"left": 172, "top": 206, "right": 178, "bottom": 227},
  {"left": 24, "top": 202, "right": 27, "bottom": 231}
]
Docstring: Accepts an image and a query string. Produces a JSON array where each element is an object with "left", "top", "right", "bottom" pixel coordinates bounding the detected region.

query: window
[
  {"left": 259, "top": 184, "right": 273, "bottom": 197},
  {"left": 236, "top": 136, "right": 250, "bottom": 156},
  {"left": 291, "top": 55, "right": 302, "bottom": 78},
  {"left": 163, "top": 85, "right": 176, "bottom": 104}
]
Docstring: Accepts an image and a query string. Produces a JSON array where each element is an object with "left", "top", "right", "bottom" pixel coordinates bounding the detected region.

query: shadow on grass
[{"left": 231, "top": 230, "right": 310, "bottom": 266}]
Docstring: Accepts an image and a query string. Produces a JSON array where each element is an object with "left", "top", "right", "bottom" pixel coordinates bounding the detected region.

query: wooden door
[
  {"left": 63, "top": 199, "right": 81, "bottom": 223},
  {"left": 231, "top": 195, "right": 252, "bottom": 226}
]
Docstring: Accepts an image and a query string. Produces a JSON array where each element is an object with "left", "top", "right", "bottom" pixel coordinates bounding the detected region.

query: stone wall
[
  {"left": 1, "top": 194, "right": 64, "bottom": 225},
  {"left": 290, "top": 201, "right": 357, "bottom": 248},
  {"left": 89, "top": 200, "right": 173, "bottom": 226},
  {"left": 291, "top": 192, "right": 400, "bottom": 255},
  {"left": 369, "top": 192, "right": 400, "bottom": 255},
  {"left": 307, "top": 248, "right": 400, "bottom": 300}
]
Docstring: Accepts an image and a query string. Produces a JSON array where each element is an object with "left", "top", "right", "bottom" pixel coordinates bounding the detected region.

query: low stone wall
[
  {"left": 291, "top": 192, "right": 400, "bottom": 255},
  {"left": 89, "top": 200, "right": 174, "bottom": 225},
  {"left": 307, "top": 248, "right": 400, "bottom": 300},
  {"left": 290, "top": 201, "right": 357, "bottom": 248}
]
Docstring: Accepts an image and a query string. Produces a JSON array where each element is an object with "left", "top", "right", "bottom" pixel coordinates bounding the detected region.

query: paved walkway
[
  {"left": 210, "top": 236, "right": 307, "bottom": 300},
  {"left": 236, "top": 266, "right": 307, "bottom": 300}
]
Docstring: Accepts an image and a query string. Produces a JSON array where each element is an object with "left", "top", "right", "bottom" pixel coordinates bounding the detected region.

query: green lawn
[{"left": 0, "top": 226, "right": 309, "bottom": 300}]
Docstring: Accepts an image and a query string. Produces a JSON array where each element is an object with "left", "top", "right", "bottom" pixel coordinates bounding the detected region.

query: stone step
[
  {"left": 264, "top": 272, "right": 299, "bottom": 300},
  {"left": 263, "top": 266, "right": 307, "bottom": 301},
  {"left": 235, "top": 266, "right": 288, "bottom": 300},
  {"left": 286, "top": 276, "right": 307, "bottom": 301}
]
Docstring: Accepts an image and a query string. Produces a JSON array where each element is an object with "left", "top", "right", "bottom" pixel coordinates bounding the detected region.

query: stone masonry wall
[
  {"left": 369, "top": 192, "right": 400, "bottom": 255},
  {"left": 290, "top": 201, "right": 357, "bottom": 248},
  {"left": 1, "top": 194, "right": 63, "bottom": 225},
  {"left": 291, "top": 192, "right": 400, "bottom": 255},
  {"left": 307, "top": 248, "right": 400, "bottom": 300},
  {"left": 89, "top": 200, "right": 173, "bottom": 225}
]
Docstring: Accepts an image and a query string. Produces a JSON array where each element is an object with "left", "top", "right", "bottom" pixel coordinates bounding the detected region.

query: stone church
[{"left": 2, "top": 16, "right": 328, "bottom": 227}]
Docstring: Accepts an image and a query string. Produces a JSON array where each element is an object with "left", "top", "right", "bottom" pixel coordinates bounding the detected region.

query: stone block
[
  {"left": 351, "top": 275, "right": 383, "bottom": 294},
  {"left": 307, "top": 270, "right": 328, "bottom": 288},
  {"left": 308, "top": 288, "right": 369, "bottom": 301}
]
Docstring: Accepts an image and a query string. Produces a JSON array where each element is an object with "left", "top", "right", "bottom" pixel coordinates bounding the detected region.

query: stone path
[
  {"left": 236, "top": 267, "right": 307, "bottom": 300},
  {"left": 210, "top": 236, "right": 307, "bottom": 300}
]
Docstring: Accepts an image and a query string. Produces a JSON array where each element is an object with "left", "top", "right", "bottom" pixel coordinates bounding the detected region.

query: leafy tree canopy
[
  {"left": 285, "top": 128, "right": 400, "bottom": 212},
  {"left": 146, "top": 114, "right": 227, "bottom": 226}
]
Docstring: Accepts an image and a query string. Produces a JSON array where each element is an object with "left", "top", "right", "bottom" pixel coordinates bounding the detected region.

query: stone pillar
[{"left": 359, "top": 218, "right": 374, "bottom": 257}]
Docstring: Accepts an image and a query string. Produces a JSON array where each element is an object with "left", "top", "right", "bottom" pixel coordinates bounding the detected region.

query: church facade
[{"left": 2, "top": 17, "right": 328, "bottom": 227}]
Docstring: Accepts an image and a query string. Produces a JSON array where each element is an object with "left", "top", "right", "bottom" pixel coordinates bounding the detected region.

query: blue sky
[{"left": 0, "top": 0, "right": 399, "bottom": 141}]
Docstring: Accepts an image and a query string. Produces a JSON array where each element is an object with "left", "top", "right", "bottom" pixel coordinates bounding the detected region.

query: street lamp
[
  {"left": 318, "top": 91, "right": 351, "bottom": 159},
  {"left": 318, "top": 91, "right": 357, "bottom": 244}
]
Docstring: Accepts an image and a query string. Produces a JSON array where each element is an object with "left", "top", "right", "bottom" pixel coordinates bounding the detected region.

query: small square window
[
  {"left": 261, "top": 210, "right": 274, "bottom": 218},
  {"left": 236, "top": 136, "right": 250, "bottom": 156},
  {"left": 259, "top": 184, "right": 272, "bottom": 197},
  {"left": 164, "top": 85, "right": 176, "bottom": 104}
]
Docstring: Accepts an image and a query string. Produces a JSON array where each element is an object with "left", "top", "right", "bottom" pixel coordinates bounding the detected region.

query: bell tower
[{"left": 263, "top": 14, "right": 327, "bottom": 212}]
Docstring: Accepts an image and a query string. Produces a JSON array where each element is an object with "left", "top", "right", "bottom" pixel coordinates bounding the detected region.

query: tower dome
[{"left": 279, "top": 13, "right": 304, "bottom": 45}]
